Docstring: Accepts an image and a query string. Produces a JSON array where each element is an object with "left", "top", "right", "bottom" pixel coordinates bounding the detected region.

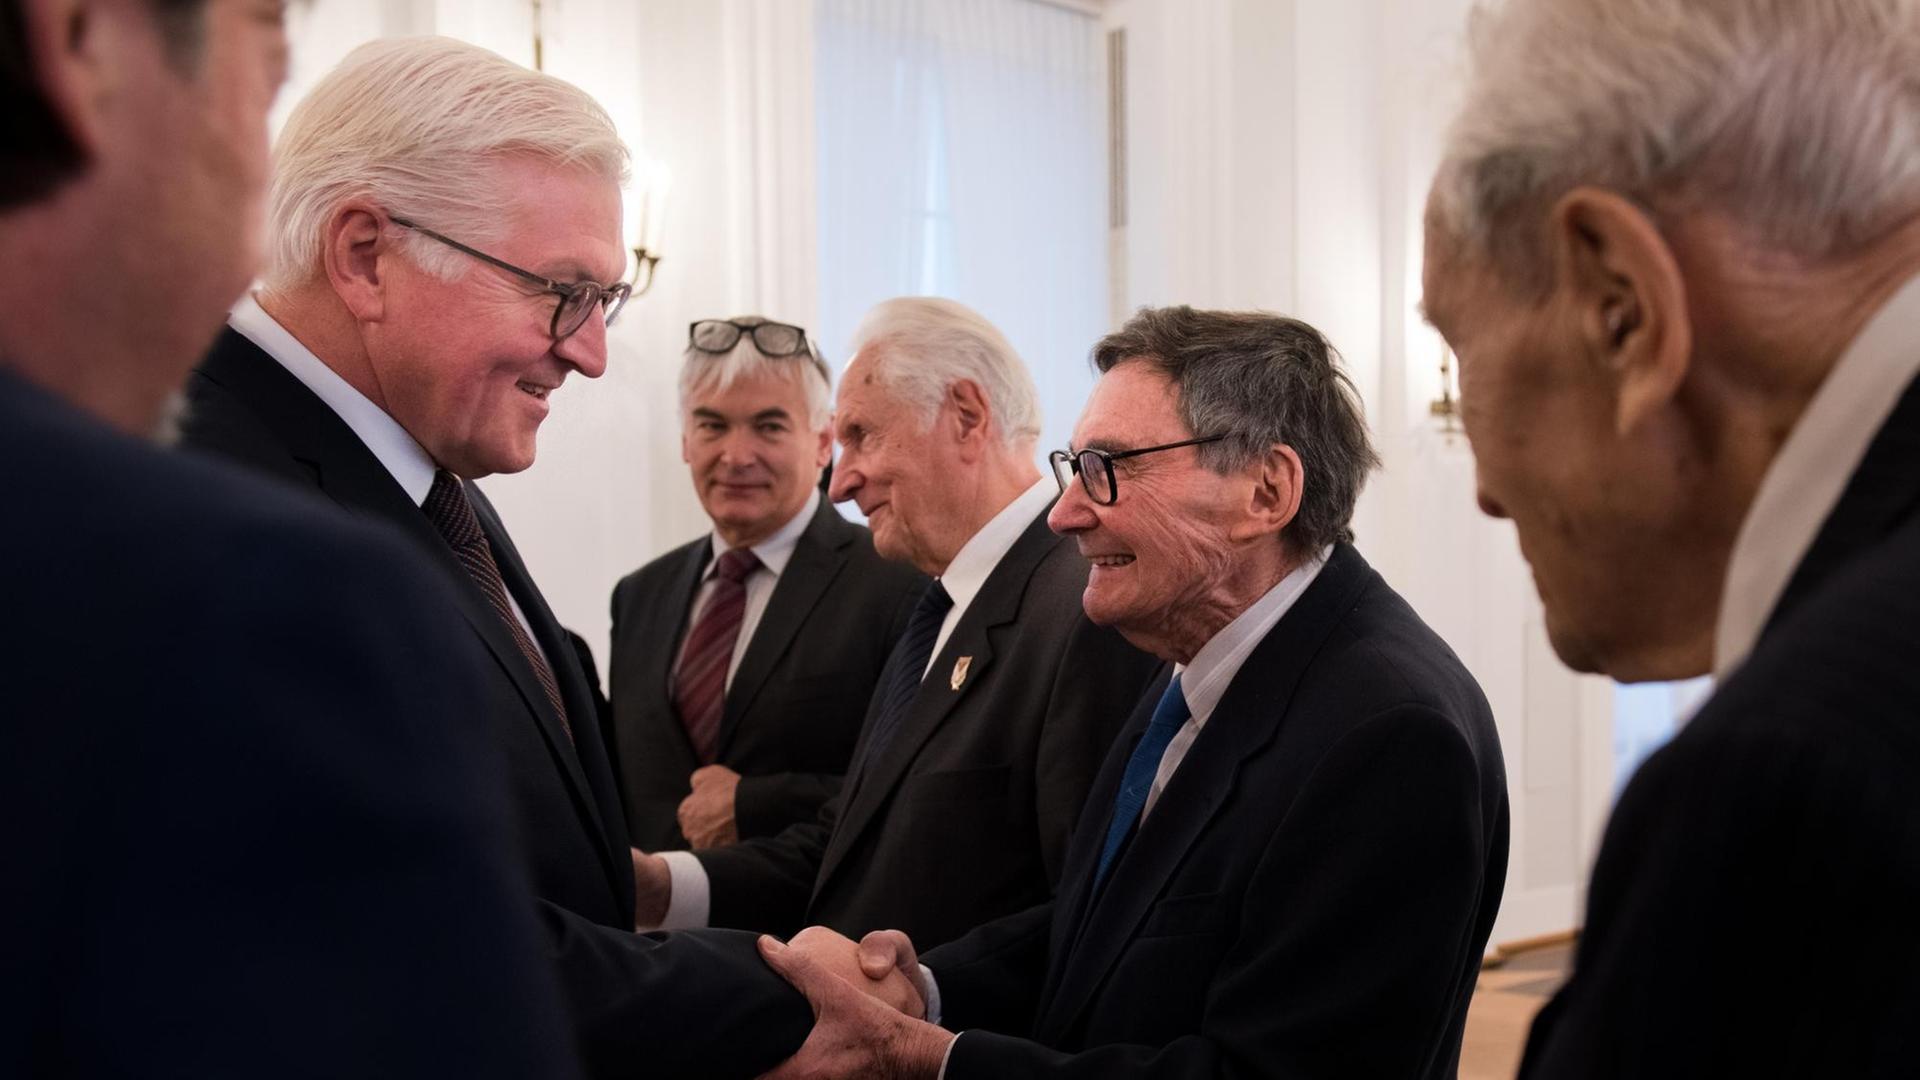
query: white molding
[{"left": 1030, "top": 0, "right": 1106, "bottom": 16}]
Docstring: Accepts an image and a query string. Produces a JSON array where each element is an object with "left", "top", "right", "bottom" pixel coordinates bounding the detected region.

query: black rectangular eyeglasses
[
  {"left": 688, "top": 318, "right": 811, "bottom": 358},
  {"left": 389, "top": 215, "right": 631, "bottom": 341},
  {"left": 1049, "top": 434, "right": 1230, "bottom": 506}
]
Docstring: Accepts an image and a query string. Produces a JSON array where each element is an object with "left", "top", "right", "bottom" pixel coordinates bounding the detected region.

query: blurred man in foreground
[{"left": 1424, "top": 0, "right": 1920, "bottom": 1073}]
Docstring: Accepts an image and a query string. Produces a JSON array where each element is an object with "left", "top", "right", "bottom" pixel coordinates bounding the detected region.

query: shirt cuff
[
  {"left": 935, "top": 1030, "right": 961, "bottom": 1080},
  {"left": 652, "top": 850, "right": 711, "bottom": 930},
  {"left": 918, "top": 963, "right": 943, "bottom": 1027}
]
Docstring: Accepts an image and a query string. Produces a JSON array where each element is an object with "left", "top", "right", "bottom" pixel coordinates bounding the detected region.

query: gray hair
[
  {"left": 1093, "top": 307, "right": 1380, "bottom": 555},
  {"left": 264, "top": 36, "right": 628, "bottom": 290},
  {"left": 848, "top": 297, "right": 1042, "bottom": 447},
  {"left": 1432, "top": 0, "right": 1920, "bottom": 286},
  {"left": 679, "top": 317, "right": 833, "bottom": 430}
]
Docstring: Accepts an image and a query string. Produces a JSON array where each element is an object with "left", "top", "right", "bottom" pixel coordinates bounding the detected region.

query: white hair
[
  {"left": 1432, "top": 0, "right": 1920, "bottom": 282},
  {"left": 263, "top": 36, "right": 629, "bottom": 290},
  {"left": 847, "top": 297, "right": 1042, "bottom": 446},
  {"left": 679, "top": 318, "right": 834, "bottom": 430}
]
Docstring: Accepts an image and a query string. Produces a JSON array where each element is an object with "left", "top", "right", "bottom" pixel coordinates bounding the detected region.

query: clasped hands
[{"left": 755, "top": 926, "right": 956, "bottom": 1080}]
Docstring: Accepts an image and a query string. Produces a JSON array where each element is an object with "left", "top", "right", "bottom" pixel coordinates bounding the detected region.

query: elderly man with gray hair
[
  {"left": 1422, "top": 0, "right": 1920, "bottom": 1076},
  {"left": 633, "top": 296, "right": 1160, "bottom": 953},
  {"left": 174, "top": 37, "right": 832, "bottom": 1078},
  {"left": 750, "top": 306, "right": 1509, "bottom": 1079}
]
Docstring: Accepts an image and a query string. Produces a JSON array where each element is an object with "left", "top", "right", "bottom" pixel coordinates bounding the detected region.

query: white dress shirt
[
  {"left": 1143, "top": 546, "right": 1329, "bottom": 821},
  {"left": 651, "top": 476, "right": 1056, "bottom": 931},
  {"left": 227, "top": 294, "right": 546, "bottom": 652},
  {"left": 1714, "top": 272, "right": 1920, "bottom": 676},
  {"left": 922, "top": 545, "right": 1331, "bottom": 1072},
  {"left": 675, "top": 488, "right": 820, "bottom": 690}
]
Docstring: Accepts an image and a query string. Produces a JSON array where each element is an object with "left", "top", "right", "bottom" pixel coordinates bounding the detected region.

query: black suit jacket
[
  {"left": 696, "top": 504, "right": 1162, "bottom": 949},
  {"left": 178, "top": 328, "right": 810, "bottom": 1078},
  {"left": 0, "top": 371, "right": 577, "bottom": 1077},
  {"left": 926, "top": 543, "right": 1510, "bottom": 1079},
  {"left": 608, "top": 497, "right": 925, "bottom": 849},
  {"left": 1519, "top": 371, "right": 1920, "bottom": 1079}
]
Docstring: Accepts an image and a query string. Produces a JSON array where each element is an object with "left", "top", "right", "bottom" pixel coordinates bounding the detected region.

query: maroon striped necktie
[
  {"left": 422, "top": 469, "right": 571, "bottom": 741},
  {"left": 673, "top": 548, "right": 761, "bottom": 764}
]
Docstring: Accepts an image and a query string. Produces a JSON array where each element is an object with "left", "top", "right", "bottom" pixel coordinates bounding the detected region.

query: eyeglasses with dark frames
[
  {"left": 1049, "top": 434, "right": 1231, "bottom": 506},
  {"left": 388, "top": 215, "right": 632, "bottom": 341},
  {"left": 688, "top": 318, "right": 812, "bottom": 358}
]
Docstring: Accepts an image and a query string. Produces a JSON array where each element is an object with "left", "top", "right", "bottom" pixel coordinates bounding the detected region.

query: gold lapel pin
[{"left": 950, "top": 656, "right": 972, "bottom": 690}]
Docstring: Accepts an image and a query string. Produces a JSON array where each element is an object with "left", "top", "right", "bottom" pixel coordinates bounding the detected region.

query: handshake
[{"left": 753, "top": 925, "right": 956, "bottom": 1079}]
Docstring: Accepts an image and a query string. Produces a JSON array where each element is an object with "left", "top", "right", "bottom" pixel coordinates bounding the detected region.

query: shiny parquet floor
[{"left": 1458, "top": 941, "right": 1574, "bottom": 1080}]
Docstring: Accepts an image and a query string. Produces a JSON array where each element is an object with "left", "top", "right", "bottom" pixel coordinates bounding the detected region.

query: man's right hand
[
  {"left": 857, "top": 929, "right": 932, "bottom": 1019},
  {"left": 630, "top": 848, "right": 671, "bottom": 928},
  {"left": 783, "top": 925, "right": 924, "bottom": 1019}
]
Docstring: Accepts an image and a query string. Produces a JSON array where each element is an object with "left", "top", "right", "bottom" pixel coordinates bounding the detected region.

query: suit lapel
[
  {"left": 719, "top": 501, "right": 852, "bottom": 755},
  {"left": 198, "top": 332, "right": 628, "bottom": 890},
  {"left": 812, "top": 508, "right": 1056, "bottom": 893},
  {"left": 1038, "top": 664, "right": 1170, "bottom": 1015},
  {"left": 468, "top": 484, "right": 625, "bottom": 875},
  {"left": 1038, "top": 544, "right": 1377, "bottom": 1038}
]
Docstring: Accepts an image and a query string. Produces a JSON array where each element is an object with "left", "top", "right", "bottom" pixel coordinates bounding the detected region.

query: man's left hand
[
  {"left": 756, "top": 935, "right": 954, "bottom": 1080},
  {"left": 678, "top": 764, "right": 741, "bottom": 848}
]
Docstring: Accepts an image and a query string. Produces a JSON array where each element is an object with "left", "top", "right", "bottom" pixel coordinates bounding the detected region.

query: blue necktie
[
  {"left": 1091, "top": 675, "right": 1189, "bottom": 892},
  {"left": 853, "top": 580, "right": 954, "bottom": 772}
]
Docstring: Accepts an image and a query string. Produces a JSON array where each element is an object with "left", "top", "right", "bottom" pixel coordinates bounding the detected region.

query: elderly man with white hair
[
  {"left": 176, "top": 37, "right": 834, "bottom": 1078},
  {"left": 1421, "top": 0, "right": 1920, "bottom": 1075},
  {"left": 633, "top": 296, "right": 1159, "bottom": 952}
]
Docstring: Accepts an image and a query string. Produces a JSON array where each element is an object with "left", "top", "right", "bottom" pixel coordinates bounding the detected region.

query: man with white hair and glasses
[
  {"left": 606, "top": 316, "right": 925, "bottom": 852},
  {"left": 632, "top": 296, "right": 1160, "bottom": 953},
  {"left": 177, "top": 36, "right": 833, "bottom": 1077},
  {"left": 1421, "top": 0, "right": 1920, "bottom": 1074}
]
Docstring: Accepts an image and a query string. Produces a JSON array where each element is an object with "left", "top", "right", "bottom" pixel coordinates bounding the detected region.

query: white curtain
[{"left": 814, "top": 0, "right": 1107, "bottom": 459}]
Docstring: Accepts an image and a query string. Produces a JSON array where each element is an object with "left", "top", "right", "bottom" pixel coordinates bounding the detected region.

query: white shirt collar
[
  {"left": 937, "top": 477, "right": 1056, "bottom": 615},
  {"left": 1177, "top": 546, "right": 1332, "bottom": 725},
  {"left": 1713, "top": 271, "right": 1920, "bottom": 676},
  {"left": 227, "top": 292, "right": 439, "bottom": 506},
  {"left": 707, "top": 488, "right": 820, "bottom": 578}
]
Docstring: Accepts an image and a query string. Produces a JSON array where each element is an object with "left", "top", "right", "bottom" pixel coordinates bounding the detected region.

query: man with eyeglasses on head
[
  {"left": 631, "top": 296, "right": 1160, "bottom": 956},
  {"left": 605, "top": 317, "right": 925, "bottom": 853},
  {"left": 751, "top": 307, "right": 1509, "bottom": 1080},
  {"left": 175, "top": 37, "right": 843, "bottom": 1079}
]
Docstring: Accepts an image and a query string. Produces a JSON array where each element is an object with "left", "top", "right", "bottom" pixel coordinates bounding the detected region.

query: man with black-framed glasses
[
  {"left": 605, "top": 315, "right": 926, "bottom": 854},
  {"left": 755, "top": 306, "right": 1508, "bottom": 1080},
  {"left": 173, "top": 37, "right": 828, "bottom": 1079}
]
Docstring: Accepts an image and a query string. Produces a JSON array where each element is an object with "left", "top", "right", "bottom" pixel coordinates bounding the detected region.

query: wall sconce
[
  {"left": 627, "top": 161, "right": 672, "bottom": 296},
  {"left": 1429, "top": 343, "right": 1463, "bottom": 436}
]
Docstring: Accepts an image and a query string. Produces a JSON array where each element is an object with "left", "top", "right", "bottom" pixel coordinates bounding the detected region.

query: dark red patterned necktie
[
  {"left": 672, "top": 548, "right": 760, "bottom": 764},
  {"left": 422, "top": 470, "right": 571, "bottom": 741}
]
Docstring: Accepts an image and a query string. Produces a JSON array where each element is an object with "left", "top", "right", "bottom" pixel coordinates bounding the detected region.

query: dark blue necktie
[
  {"left": 1091, "top": 675, "right": 1189, "bottom": 892},
  {"left": 854, "top": 580, "right": 954, "bottom": 772}
]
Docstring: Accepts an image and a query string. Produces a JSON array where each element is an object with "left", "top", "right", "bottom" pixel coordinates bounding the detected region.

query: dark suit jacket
[
  {"left": 696, "top": 504, "right": 1162, "bottom": 949},
  {"left": 1519, "top": 371, "right": 1920, "bottom": 1079},
  {"left": 0, "top": 371, "right": 577, "bottom": 1078},
  {"left": 608, "top": 497, "right": 925, "bottom": 849},
  {"left": 178, "top": 328, "right": 810, "bottom": 1078},
  {"left": 926, "top": 543, "right": 1510, "bottom": 1079}
]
